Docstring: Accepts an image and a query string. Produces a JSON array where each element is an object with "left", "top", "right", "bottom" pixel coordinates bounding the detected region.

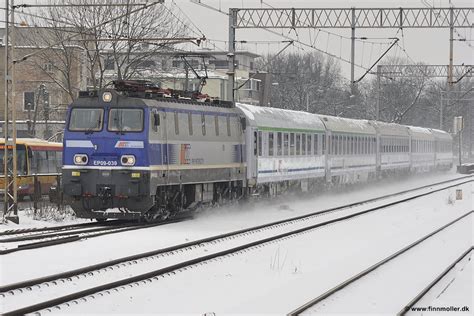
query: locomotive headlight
[
  {"left": 121, "top": 155, "right": 136, "bottom": 166},
  {"left": 74, "top": 154, "right": 88, "bottom": 165},
  {"left": 102, "top": 92, "right": 112, "bottom": 103}
]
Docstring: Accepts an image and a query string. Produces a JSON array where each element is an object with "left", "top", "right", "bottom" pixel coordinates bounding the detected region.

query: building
[
  {"left": 102, "top": 49, "right": 265, "bottom": 105},
  {"left": 0, "top": 27, "right": 89, "bottom": 139}
]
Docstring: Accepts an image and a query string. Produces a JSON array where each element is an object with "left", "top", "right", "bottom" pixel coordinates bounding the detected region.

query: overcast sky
[
  {"left": 177, "top": 0, "right": 473, "bottom": 81},
  {"left": 2, "top": 0, "right": 472, "bottom": 82}
]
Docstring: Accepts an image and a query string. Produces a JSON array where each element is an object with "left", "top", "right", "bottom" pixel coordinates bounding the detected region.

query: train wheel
[
  {"left": 143, "top": 208, "right": 169, "bottom": 223},
  {"left": 95, "top": 218, "right": 107, "bottom": 223}
]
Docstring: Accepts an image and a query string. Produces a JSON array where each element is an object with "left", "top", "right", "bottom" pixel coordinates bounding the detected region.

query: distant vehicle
[
  {"left": 62, "top": 80, "right": 453, "bottom": 222},
  {"left": 0, "top": 138, "right": 63, "bottom": 200}
]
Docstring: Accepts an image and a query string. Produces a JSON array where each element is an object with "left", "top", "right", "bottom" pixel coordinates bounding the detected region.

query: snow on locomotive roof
[
  {"left": 236, "top": 103, "right": 325, "bottom": 132},
  {"left": 368, "top": 121, "right": 410, "bottom": 137},
  {"left": 316, "top": 115, "right": 376, "bottom": 135}
]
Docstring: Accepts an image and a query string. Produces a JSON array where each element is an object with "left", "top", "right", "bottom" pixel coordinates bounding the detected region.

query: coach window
[
  {"left": 307, "top": 134, "right": 312, "bottom": 155},
  {"left": 336, "top": 135, "right": 340, "bottom": 155},
  {"left": 302, "top": 134, "right": 306, "bottom": 155},
  {"left": 258, "top": 131, "right": 263, "bottom": 156},
  {"left": 269, "top": 132, "right": 274, "bottom": 156},
  {"left": 276, "top": 132, "right": 281, "bottom": 156},
  {"left": 321, "top": 134, "right": 325, "bottom": 154},
  {"left": 283, "top": 133, "right": 289, "bottom": 156},
  {"left": 201, "top": 114, "right": 206, "bottom": 136},
  {"left": 227, "top": 116, "right": 231, "bottom": 136},
  {"left": 290, "top": 133, "right": 295, "bottom": 156},
  {"left": 313, "top": 134, "right": 319, "bottom": 155},
  {"left": 296, "top": 134, "right": 301, "bottom": 155}
]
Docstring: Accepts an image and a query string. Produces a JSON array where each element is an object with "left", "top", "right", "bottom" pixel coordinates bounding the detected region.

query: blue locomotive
[{"left": 62, "top": 84, "right": 245, "bottom": 221}]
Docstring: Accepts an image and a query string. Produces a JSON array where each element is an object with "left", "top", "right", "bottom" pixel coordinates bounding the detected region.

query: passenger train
[{"left": 62, "top": 81, "right": 453, "bottom": 221}]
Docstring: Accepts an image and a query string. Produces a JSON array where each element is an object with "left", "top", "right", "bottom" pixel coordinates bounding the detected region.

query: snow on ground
[
  {"left": 406, "top": 250, "right": 473, "bottom": 315},
  {"left": 37, "top": 181, "right": 472, "bottom": 314},
  {"left": 0, "top": 171, "right": 471, "bottom": 314},
  {"left": 304, "top": 215, "right": 472, "bottom": 314},
  {"left": 0, "top": 171, "right": 467, "bottom": 285}
]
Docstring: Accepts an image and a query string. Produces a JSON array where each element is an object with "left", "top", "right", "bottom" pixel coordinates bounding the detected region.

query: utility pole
[
  {"left": 2, "top": 0, "right": 10, "bottom": 221},
  {"left": 376, "top": 65, "right": 381, "bottom": 121},
  {"left": 3, "top": 0, "right": 18, "bottom": 223},
  {"left": 227, "top": 8, "right": 236, "bottom": 103},
  {"left": 350, "top": 7, "right": 356, "bottom": 95}
]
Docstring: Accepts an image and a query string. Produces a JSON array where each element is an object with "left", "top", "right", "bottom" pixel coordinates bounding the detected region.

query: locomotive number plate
[{"left": 93, "top": 160, "right": 118, "bottom": 166}]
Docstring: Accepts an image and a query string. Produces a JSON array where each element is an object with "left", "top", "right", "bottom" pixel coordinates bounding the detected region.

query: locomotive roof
[
  {"left": 368, "top": 121, "right": 410, "bottom": 137},
  {"left": 75, "top": 89, "right": 234, "bottom": 109},
  {"left": 236, "top": 103, "right": 326, "bottom": 132},
  {"left": 316, "top": 115, "right": 376, "bottom": 135}
]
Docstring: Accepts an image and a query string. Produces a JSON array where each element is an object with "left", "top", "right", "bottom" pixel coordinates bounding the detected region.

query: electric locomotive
[{"left": 62, "top": 83, "right": 246, "bottom": 221}]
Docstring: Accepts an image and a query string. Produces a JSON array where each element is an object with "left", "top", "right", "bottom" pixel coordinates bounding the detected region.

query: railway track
[
  {"left": 0, "top": 216, "right": 191, "bottom": 255},
  {"left": 1, "top": 176, "right": 471, "bottom": 315},
  {"left": 398, "top": 247, "right": 473, "bottom": 315},
  {"left": 287, "top": 214, "right": 472, "bottom": 315},
  {"left": 0, "top": 220, "right": 122, "bottom": 237}
]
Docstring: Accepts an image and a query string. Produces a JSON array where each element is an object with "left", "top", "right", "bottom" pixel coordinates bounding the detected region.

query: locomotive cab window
[
  {"left": 68, "top": 108, "right": 104, "bottom": 132},
  {"left": 108, "top": 108, "right": 144, "bottom": 132}
]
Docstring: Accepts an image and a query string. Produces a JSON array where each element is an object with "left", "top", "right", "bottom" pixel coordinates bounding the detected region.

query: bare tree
[
  {"left": 18, "top": 0, "right": 189, "bottom": 93},
  {"left": 260, "top": 51, "right": 347, "bottom": 115}
]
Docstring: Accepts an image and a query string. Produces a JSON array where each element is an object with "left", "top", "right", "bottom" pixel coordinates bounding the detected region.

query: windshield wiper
[{"left": 85, "top": 118, "right": 101, "bottom": 135}]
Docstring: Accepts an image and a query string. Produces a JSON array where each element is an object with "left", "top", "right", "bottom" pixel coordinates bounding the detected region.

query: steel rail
[
  {"left": 287, "top": 212, "right": 473, "bottom": 315},
  {"left": 0, "top": 222, "right": 142, "bottom": 242},
  {"left": 1, "top": 182, "right": 471, "bottom": 315},
  {"left": 0, "top": 219, "right": 129, "bottom": 237},
  {"left": 0, "top": 176, "right": 470, "bottom": 288},
  {"left": 0, "top": 216, "right": 191, "bottom": 255},
  {"left": 398, "top": 246, "right": 473, "bottom": 315}
]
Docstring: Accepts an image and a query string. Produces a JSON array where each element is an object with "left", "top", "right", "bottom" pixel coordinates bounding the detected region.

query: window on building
[
  {"left": 104, "top": 57, "right": 115, "bottom": 70},
  {"left": 24, "top": 92, "right": 35, "bottom": 111},
  {"left": 209, "top": 60, "right": 229, "bottom": 69}
]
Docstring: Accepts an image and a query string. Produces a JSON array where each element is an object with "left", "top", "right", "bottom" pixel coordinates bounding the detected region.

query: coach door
[{"left": 246, "top": 126, "right": 258, "bottom": 185}]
